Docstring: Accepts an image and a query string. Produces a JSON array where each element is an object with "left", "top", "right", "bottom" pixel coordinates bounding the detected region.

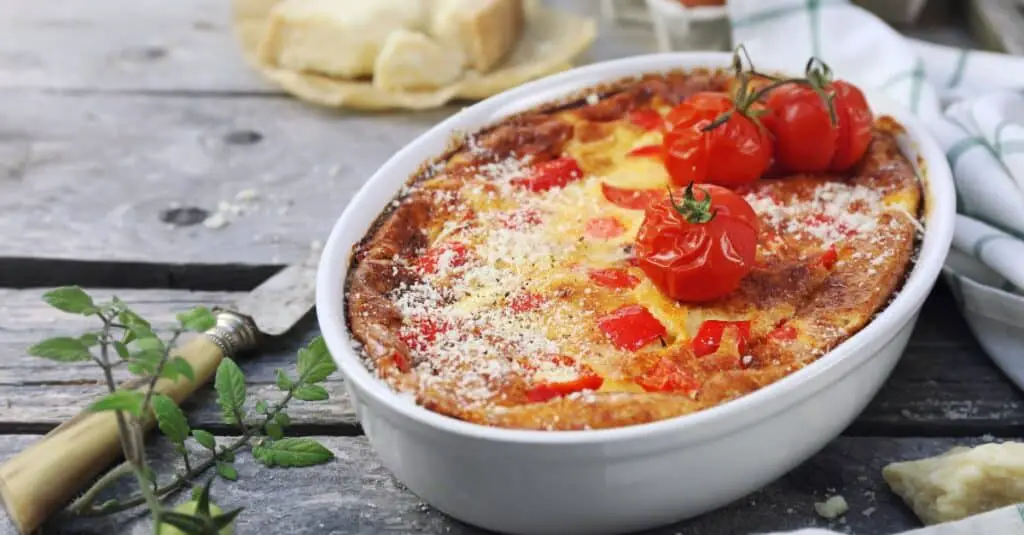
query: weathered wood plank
[
  {"left": 2, "top": 284, "right": 1021, "bottom": 434},
  {"left": 0, "top": 289, "right": 357, "bottom": 432},
  {"left": 0, "top": 0, "right": 651, "bottom": 93},
  {"left": 0, "top": 90, "right": 452, "bottom": 266},
  {"left": 0, "top": 434, "right": 998, "bottom": 535}
]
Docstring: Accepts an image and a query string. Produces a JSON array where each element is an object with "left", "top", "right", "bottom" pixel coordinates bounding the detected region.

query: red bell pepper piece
[
  {"left": 511, "top": 157, "right": 584, "bottom": 192},
  {"left": 601, "top": 182, "right": 664, "bottom": 210},
  {"left": 635, "top": 357, "right": 699, "bottom": 394},
  {"left": 588, "top": 267, "right": 640, "bottom": 289},
  {"left": 584, "top": 216, "right": 625, "bottom": 239},
  {"left": 628, "top": 109, "right": 665, "bottom": 131},
  {"left": 524, "top": 355, "right": 604, "bottom": 402},
  {"left": 598, "top": 304, "right": 666, "bottom": 351},
  {"left": 417, "top": 242, "right": 470, "bottom": 275},
  {"left": 692, "top": 320, "right": 751, "bottom": 357},
  {"left": 626, "top": 144, "right": 663, "bottom": 158}
]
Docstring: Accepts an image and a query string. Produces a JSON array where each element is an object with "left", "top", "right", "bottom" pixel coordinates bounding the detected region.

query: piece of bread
[
  {"left": 372, "top": 29, "right": 465, "bottom": 92},
  {"left": 257, "top": 0, "right": 427, "bottom": 79},
  {"left": 428, "top": 0, "right": 525, "bottom": 73},
  {"left": 882, "top": 442, "right": 1024, "bottom": 525}
]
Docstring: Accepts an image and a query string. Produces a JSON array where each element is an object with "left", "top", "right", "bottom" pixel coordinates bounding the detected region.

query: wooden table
[{"left": 0, "top": 1, "right": 1018, "bottom": 534}]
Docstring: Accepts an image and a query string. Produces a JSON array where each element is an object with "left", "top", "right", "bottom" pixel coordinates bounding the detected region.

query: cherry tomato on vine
[
  {"left": 761, "top": 65, "right": 873, "bottom": 173},
  {"left": 661, "top": 92, "right": 773, "bottom": 188},
  {"left": 634, "top": 182, "right": 759, "bottom": 302}
]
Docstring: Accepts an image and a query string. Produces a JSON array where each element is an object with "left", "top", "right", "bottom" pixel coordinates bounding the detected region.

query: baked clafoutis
[{"left": 345, "top": 55, "right": 922, "bottom": 431}]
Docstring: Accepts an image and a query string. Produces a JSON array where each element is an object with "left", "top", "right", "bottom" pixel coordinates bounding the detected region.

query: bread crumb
[
  {"left": 202, "top": 213, "right": 228, "bottom": 229},
  {"left": 814, "top": 495, "right": 848, "bottom": 520}
]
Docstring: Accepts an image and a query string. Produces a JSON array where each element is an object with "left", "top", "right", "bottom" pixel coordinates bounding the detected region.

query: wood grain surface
[{"left": 0, "top": 433, "right": 999, "bottom": 535}]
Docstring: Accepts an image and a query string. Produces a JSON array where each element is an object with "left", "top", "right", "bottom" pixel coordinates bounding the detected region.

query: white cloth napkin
[{"left": 724, "top": 1, "right": 1024, "bottom": 534}]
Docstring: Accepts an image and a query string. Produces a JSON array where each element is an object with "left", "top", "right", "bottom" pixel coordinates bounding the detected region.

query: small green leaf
[
  {"left": 296, "top": 337, "right": 336, "bottom": 384},
  {"left": 28, "top": 337, "right": 92, "bottom": 362},
  {"left": 152, "top": 394, "right": 190, "bottom": 445},
  {"left": 252, "top": 438, "right": 335, "bottom": 468},
  {"left": 275, "top": 369, "right": 293, "bottom": 391},
  {"left": 133, "top": 337, "right": 165, "bottom": 353},
  {"left": 214, "top": 358, "right": 247, "bottom": 425},
  {"left": 119, "top": 309, "right": 154, "bottom": 343},
  {"left": 79, "top": 332, "right": 101, "bottom": 347},
  {"left": 126, "top": 351, "right": 162, "bottom": 376},
  {"left": 177, "top": 307, "right": 217, "bottom": 332},
  {"left": 265, "top": 421, "right": 284, "bottom": 440},
  {"left": 161, "top": 357, "right": 196, "bottom": 382},
  {"left": 254, "top": 400, "right": 268, "bottom": 414},
  {"left": 218, "top": 449, "right": 235, "bottom": 462},
  {"left": 292, "top": 385, "right": 329, "bottom": 402},
  {"left": 192, "top": 429, "right": 216, "bottom": 450},
  {"left": 216, "top": 462, "right": 238, "bottom": 481},
  {"left": 88, "top": 391, "right": 144, "bottom": 416},
  {"left": 190, "top": 485, "right": 204, "bottom": 501},
  {"left": 42, "top": 286, "right": 97, "bottom": 315},
  {"left": 274, "top": 412, "right": 291, "bottom": 428},
  {"left": 113, "top": 341, "right": 130, "bottom": 360}
]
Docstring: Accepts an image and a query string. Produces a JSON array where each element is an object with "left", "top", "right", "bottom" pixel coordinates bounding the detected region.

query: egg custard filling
[{"left": 345, "top": 67, "right": 922, "bottom": 431}]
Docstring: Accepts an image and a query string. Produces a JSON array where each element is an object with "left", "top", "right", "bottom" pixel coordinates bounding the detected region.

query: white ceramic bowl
[{"left": 317, "top": 52, "right": 956, "bottom": 535}]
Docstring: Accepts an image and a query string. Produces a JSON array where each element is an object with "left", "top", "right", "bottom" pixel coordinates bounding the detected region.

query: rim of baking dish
[{"left": 317, "top": 52, "right": 956, "bottom": 446}]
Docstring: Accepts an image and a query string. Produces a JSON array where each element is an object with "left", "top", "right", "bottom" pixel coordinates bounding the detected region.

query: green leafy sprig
[{"left": 28, "top": 286, "right": 337, "bottom": 534}]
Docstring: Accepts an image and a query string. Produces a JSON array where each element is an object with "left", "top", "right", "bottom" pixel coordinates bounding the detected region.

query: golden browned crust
[{"left": 344, "top": 69, "right": 923, "bottom": 431}]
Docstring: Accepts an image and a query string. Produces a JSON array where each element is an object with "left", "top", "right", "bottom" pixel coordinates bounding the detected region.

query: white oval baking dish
[{"left": 316, "top": 52, "right": 956, "bottom": 535}]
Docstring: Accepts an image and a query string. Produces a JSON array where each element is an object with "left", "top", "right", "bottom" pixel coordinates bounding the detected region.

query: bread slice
[
  {"left": 429, "top": 0, "right": 525, "bottom": 73},
  {"left": 257, "top": 0, "right": 427, "bottom": 79},
  {"left": 883, "top": 442, "right": 1024, "bottom": 525},
  {"left": 372, "top": 29, "right": 466, "bottom": 92}
]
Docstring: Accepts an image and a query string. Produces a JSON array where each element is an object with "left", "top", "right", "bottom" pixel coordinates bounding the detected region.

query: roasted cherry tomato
[
  {"left": 762, "top": 68, "right": 873, "bottom": 173},
  {"left": 524, "top": 355, "right": 604, "bottom": 402},
  {"left": 634, "top": 182, "right": 759, "bottom": 302},
  {"left": 628, "top": 109, "right": 666, "bottom": 132},
  {"left": 597, "top": 304, "right": 666, "bottom": 351},
  {"left": 417, "top": 242, "right": 470, "bottom": 275},
  {"left": 588, "top": 267, "right": 640, "bottom": 289},
  {"left": 585, "top": 216, "right": 626, "bottom": 239},
  {"left": 692, "top": 320, "right": 751, "bottom": 357},
  {"left": 662, "top": 92, "right": 772, "bottom": 187},
  {"left": 635, "top": 357, "right": 699, "bottom": 394},
  {"left": 511, "top": 156, "right": 584, "bottom": 192},
  {"left": 601, "top": 183, "right": 664, "bottom": 210}
]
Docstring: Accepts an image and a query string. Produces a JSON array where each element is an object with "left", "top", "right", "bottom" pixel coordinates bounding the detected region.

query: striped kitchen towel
[
  {"left": 729, "top": 0, "right": 1024, "bottom": 397},
  {"left": 728, "top": 3, "right": 1024, "bottom": 534}
]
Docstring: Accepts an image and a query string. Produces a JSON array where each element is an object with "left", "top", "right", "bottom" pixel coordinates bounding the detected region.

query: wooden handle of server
[{"left": 0, "top": 311, "right": 259, "bottom": 534}]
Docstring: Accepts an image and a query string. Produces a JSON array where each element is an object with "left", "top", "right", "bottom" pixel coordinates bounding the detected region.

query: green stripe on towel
[
  {"left": 731, "top": 0, "right": 846, "bottom": 30},
  {"left": 946, "top": 137, "right": 986, "bottom": 169},
  {"left": 946, "top": 49, "right": 969, "bottom": 89}
]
